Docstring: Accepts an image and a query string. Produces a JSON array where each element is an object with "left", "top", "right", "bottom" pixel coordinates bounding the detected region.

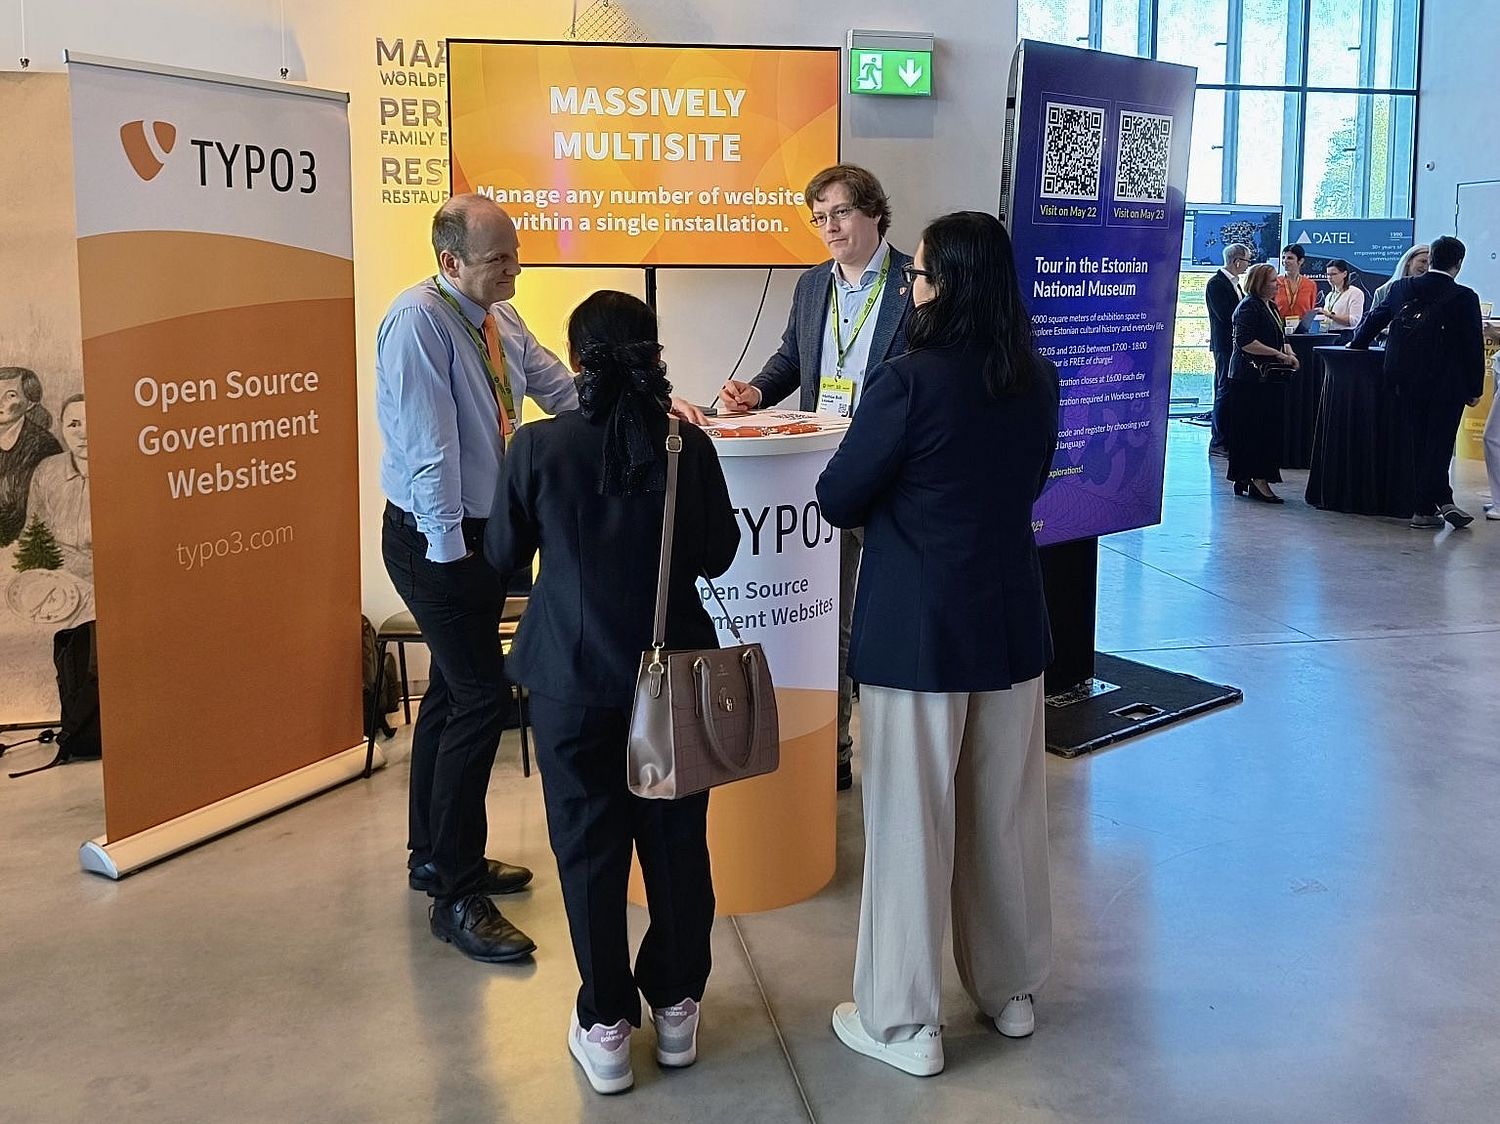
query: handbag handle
[
  {"left": 650, "top": 418, "right": 742, "bottom": 673},
  {"left": 692, "top": 647, "right": 763, "bottom": 771}
]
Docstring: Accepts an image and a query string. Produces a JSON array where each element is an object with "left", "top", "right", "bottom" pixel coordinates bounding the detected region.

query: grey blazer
[{"left": 749, "top": 247, "right": 915, "bottom": 412}]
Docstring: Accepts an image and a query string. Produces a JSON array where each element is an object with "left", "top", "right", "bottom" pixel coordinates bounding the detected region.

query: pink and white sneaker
[
  {"left": 568, "top": 1010, "right": 633, "bottom": 1094},
  {"left": 650, "top": 998, "right": 700, "bottom": 1067}
]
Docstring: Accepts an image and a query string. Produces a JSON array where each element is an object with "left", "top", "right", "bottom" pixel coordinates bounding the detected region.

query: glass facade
[{"left": 1017, "top": 0, "right": 1422, "bottom": 408}]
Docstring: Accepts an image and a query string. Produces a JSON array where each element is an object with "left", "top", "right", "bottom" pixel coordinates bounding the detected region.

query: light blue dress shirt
[
  {"left": 818, "top": 241, "right": 892, "bottom": 414},
  {"left": 376, "top": 274, "right": 578, "bottom": 562}
]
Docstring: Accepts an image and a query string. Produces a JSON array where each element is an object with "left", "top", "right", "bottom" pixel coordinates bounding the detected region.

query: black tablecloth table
[
  {"left": 1281, "top": 332, "right": 1340, "bottom": 469},
  {"left": 1304, "top": 346, "right": 1414, "bottom": 517}
]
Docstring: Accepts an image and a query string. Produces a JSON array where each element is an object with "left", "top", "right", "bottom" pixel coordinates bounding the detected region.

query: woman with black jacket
[
  {"left": 816, "top": 211, "right": 1060, "bottom": 1078},
  {"left": 1225, "top": 262, "right": 1300, "bottom": 504},
  {"left": 485, "top": 291, "right": 740, "bottom": 1095}
]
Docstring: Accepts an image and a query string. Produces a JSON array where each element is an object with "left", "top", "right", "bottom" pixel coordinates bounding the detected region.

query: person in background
[
  {"left": 1483, "top": 347, "right": 1500, "bottom": 521},
  {"left": 0, "top": 366, "right": 62, "bottom": 548},
  {"left": 1225, "top": 263, "right": 1298, "bottom": 505},
  {"left": 1373, "top": 243, "right": 1430, "bottom": 307},
  {"left": 1312, "top": 259, "right": 1366, "bottom": 330},
  {"left": 1351, "top": 235, "right": 1485, "bottom": 529},
  {"left": 718, "top": 164, "right": 914, "bottom": 793},
  {"left": 1274, "top": 243, "right": 1318, "bottom": 322},
  {"left": 816, "top": 211, "right": 1058, "bottom": 1078},
  {"left": 1205, "top": 242, "right": 1251, "bottom": 457},
  {"left": 486, "top": 291, "right": 739, "bottom": 1096},
  {"left": 25, "top": 394, "right": 91, "bottom": 579}
]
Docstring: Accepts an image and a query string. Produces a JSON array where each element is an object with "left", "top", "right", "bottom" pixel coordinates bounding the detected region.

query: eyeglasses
[
  {"left": 810, "top": 205, "right": 861, "bottom": 228},
  {"left": 901, "top": 265, "right": 934, "bottom": 285}
]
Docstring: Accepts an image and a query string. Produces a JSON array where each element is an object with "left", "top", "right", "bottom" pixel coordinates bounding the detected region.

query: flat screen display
[
  {"left": 1183, "top": 204, "right": 1283, "bottom": 270},
  {"left": 447, "top": 40, "right": 841, "bottom": 267}
]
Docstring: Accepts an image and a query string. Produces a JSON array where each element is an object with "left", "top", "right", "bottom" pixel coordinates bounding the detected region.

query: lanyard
[
  {"left": 432, "top": 277, "right": 516, "bottom": 424},
  {"left": 829, "top": 255, "right": 890, "bottom": 372}
]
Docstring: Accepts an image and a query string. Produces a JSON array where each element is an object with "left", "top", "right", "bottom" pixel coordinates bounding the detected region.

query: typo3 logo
[
  {"left": 120, "top": 119, "right": 177, "bottom": 181},
  {"left": 121, "top": 120, "right": 317, "bottom": 194},
  {"left": 190, "top": 139, "right": 317, "bottom": 194}
]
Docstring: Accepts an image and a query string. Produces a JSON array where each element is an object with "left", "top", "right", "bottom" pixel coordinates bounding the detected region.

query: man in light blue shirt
[{"left": 377, "top": 194, "right": 550, "bottom": 964}]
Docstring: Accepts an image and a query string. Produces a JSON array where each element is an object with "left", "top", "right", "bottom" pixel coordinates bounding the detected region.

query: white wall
[
  {"left": 1414, "top": 1, "right": 1500, "bottom": 253},
  {"left": 1, "top": 0, "right": 1018, "bottom": 627}
]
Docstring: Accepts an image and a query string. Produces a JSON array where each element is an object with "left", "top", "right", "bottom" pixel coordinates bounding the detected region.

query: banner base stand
[
  {"left": 79, "top": 742, "right": 384, "bottom": 879},
  {"left": 1045, "top": 653, "right": 1241, "bottom": 759}
]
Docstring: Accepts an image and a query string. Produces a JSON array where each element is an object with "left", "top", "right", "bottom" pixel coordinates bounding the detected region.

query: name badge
[{"left": 817, "top": 375, "right": 855, "bottom": 418}]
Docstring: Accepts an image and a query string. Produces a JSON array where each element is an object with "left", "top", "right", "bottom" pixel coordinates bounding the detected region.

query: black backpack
[
  {"left": 3, "top": 622, "right": 100, "bottom": 778},
  {"left": 362, "top": 615, "right": 399, "bottom": 740},
  {"left": 1383, "top": 286, "right": 1462, "bottom": 390}
]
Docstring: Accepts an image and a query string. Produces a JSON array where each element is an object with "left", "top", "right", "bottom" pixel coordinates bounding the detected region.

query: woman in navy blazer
[{"left": 817, "top": 211, "right": 1060, "bottom": 1078}]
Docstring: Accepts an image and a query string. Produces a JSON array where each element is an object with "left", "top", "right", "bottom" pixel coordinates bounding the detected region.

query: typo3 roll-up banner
[{"left": 65, "top": 54, "right": 368, "bottom": 878}]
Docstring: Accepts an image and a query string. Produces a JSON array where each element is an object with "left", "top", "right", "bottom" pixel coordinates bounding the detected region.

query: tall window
[
  {"left": 1018, "top": 0, "right": 1421, "bottom": 408},
  {"left": 1018, "top": 0, "right": 1421, "bottom": 218}
]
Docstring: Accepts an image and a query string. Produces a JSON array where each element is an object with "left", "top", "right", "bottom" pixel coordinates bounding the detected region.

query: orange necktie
[{"left": 481, "top": 311, "right": 515, "bottom": 440}]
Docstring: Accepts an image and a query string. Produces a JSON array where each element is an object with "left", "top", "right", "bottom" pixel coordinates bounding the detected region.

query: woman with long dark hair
[
  {"left": 485, "top": 291, "right": 740, "bottom": 1095},
  {"left": 816, "top": 211, "right": 1060, "bottom": 1077}
]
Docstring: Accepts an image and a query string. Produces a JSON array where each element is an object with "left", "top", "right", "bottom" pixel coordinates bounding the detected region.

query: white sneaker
[
  {"left": 568, "top": 1010, "right": 633, "bottom": 1094},
  {"left": 831, "top": 1001, "right": 943, "bottom": 1077},
  {"left": 1486, "top": 505, "right": 1500, "bottom": 520},
  {"left": 996, "top": 994, "right": 1035, "bottom": 1038},
  {"left": 650, "top": 998, "right": 699, "bottom": 1067}
]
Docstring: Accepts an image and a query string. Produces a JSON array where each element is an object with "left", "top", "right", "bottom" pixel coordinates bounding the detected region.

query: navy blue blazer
[
  {"left": 816, "top": 343, "right": 1060, "bottom": 693},
  {"left": 750, "top": 247, "right": 914, "bottom": 412}
]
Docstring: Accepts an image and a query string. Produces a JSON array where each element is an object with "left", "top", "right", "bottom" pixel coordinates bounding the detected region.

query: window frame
[{"left": 1016, "top": 0, "right": 1422, "bottom": 219}]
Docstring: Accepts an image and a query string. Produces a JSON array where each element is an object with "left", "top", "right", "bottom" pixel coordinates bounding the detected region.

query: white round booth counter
[{"left": 629, "top": 410, "right": 848, "bottom": 914}]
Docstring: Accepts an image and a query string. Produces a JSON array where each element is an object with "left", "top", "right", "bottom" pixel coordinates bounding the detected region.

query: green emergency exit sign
[{"left": 849, "top": 48, "right": 933, "bottom": 96}]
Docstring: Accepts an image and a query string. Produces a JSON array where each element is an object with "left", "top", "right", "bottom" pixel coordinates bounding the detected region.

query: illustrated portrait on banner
[{"left": 1, "top": 73, "right": 92, "bottom": 722}]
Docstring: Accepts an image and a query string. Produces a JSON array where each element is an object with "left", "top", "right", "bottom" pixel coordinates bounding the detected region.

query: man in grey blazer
[{"left": 720, "top": 164, "right": 914, "bottom": 792}]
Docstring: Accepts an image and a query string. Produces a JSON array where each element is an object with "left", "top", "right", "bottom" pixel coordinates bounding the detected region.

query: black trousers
[
  {"left": 1224, "top": 376, "right": 1285, "bottom": 484},
  {"left": 529, "top": 695, "right": 715, "bottom": 1029},
  {"left": 1405, "top": 394, "right": 1467, "bottom": 515},
  {"left": 381, "top": 506, "right": 508, "bottom": 903},
  {"left": 1210, "top": 349, "right": 1231, "bottom": 447}
]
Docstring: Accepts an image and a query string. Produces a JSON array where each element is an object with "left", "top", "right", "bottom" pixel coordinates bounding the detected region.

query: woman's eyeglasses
[{"left": 901, "top": 265, "right": 934, "bottom": 285}]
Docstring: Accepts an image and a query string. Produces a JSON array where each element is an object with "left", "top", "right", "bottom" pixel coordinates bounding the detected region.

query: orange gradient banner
[
  {"left": 68, "top": 57, "right": 361, "bottom": 846},
  {"left": 448, "top": 41, "right": 840, "bottom": 267}
]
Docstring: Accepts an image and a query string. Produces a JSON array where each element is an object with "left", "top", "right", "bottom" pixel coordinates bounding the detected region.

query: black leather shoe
[
  {"left": 410, "top": 859, "right": 533, "bottom": 896},
  {"left": 836, "top": 759, "right": 853, "bottom": 791},
  {"left": 430, "top": 894, "right": 537, "bottom": 963}
]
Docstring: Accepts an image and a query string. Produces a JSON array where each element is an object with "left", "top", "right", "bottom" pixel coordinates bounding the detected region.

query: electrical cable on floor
[{"left": 731, "top": 914, "right": 818, "bottom": 1124}]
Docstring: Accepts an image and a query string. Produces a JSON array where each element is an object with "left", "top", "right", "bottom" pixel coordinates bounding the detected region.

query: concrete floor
[{"left": 4, "top": 423, "right": 1499, "bottom": 1124}]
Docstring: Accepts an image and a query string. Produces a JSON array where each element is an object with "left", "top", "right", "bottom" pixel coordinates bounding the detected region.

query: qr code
[
  {"left": 1114, "top": 111, "right": 1172, "bottom": 203},
  {"left": 1041, "top": 102, "right": 1105, "bottom": 201}
]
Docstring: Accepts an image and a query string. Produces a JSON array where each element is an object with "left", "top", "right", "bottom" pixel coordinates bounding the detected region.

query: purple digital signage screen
[{"left": 1001, "top": 41, "right": 1198, "bottom": 546}]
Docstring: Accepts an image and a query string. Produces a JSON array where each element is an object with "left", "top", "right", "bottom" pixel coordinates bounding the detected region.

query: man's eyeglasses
[
  {"left": 810, "top": 205, "right": 861, "bottom": 228},
  {"left": 901, "top": 265, "right": 934, "bottom": 285}
]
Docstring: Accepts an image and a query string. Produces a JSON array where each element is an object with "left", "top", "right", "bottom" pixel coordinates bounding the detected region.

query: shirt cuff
[{"left": 425, "top": 526, "right": 469, "bottom": 563}]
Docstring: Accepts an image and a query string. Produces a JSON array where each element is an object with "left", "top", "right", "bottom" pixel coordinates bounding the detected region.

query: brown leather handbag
[{"left": 626, "top": 418, "right": 779, "bottom": 800}]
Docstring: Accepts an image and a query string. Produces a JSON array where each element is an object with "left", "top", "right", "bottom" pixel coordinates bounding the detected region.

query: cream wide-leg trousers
[{"left": 853, "top": 676, "right": 1053, "bottom": 1043}]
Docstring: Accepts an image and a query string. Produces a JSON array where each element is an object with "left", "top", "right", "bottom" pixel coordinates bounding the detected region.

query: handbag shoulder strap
[
  {"left": 651, "top": 417, "right": 683, "bottom": 652},
  {"left": 650, "top": 417, "right": 743, "bottom": 657}
]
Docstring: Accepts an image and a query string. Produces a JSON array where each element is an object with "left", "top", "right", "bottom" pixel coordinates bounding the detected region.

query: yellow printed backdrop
[
  {"left": 1458, "top": 325, "right": 1499, "bottom": 460},
  {"left": 449, "top": 42, "right": 840, "bottom": 266}
]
